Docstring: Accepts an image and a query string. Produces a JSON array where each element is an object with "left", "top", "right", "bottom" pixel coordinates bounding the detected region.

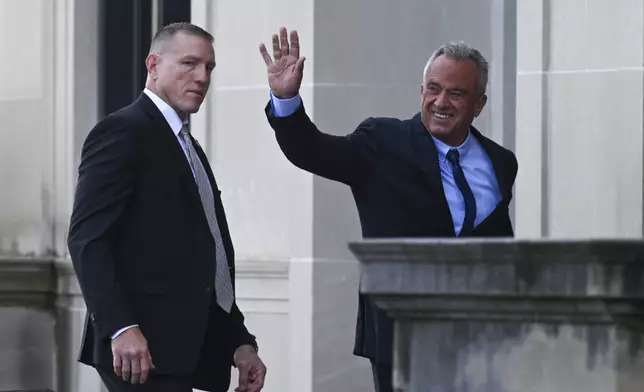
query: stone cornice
[
  {"left": 349, "top": 238, "right": 644, "bottom": 265},
  {"left": 235, "top": 259, "right": 289, "bottom": 279},
  {"left": 350, "top": 239, "right": 644, "bottom": 323},
  {"left": 0, "top": 257, "right": 290, "bottom": 309},
  {"left": 0, "top": 256, "right": 79, "bottom": 309},
  {"left": 0, "top": 256, "right": 58, "bottom": 309}
]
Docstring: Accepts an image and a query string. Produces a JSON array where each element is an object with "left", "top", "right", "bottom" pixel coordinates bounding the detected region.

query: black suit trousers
[
  {"left": 97, "top": 367, "right": 193, "bottom": 392},
  {"left": 97, "top": 297, "right": 233, "bottom": 392}
]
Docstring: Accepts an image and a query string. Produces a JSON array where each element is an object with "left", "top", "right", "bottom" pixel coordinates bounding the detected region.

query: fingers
[
  {"left": 111, "top": 332, "right": 152, "bottom": 384},
  {"left": 262, "top": 27, "right": 301, "bottom": 64},
  {"left": 237, "top": 361, "right": 250, "bottom": 392},
  {"left": 279, "top": 27, "right": 289, "bottom": 57},
  {"left": 121, "top": 357, "right": 131, "bottom": 382},
  {"left": 271, "top": 34, "right": 281, "bottom": 61},
  {"left": 139, "top": 354, "right": 152, "bottom": 384},
  {"left": 113, "top": 354, "right": 123, "bottom": 377},
  {"left": 294, "top": 56, "right": 306, "bottom": 74},
  {"left": 247, "top": 369, "right": 266, "bottom": 392},
  {"left": 259, "top": 43, "right": 273, "bottom": 66},
  {"left": 130, "top": 358, "right": 141, "bottom": 384},
  {"left": 117, "top": 352, "right": 152, "bottom": 384},
  {"left": 290, "top": 30, "right": 300, "bottom": 58}
]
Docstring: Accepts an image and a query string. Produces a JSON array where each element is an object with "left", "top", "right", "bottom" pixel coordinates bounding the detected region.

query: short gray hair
[
  {"left": 149, "top": 22, "right": 213, "bottom": 53},
  {"left": 423, "top": 42, "right": 489, "bottom": 95}
]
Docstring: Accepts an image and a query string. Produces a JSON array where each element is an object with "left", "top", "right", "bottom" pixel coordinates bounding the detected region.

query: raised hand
[{"left": 259, "top": 27, "right": 305, "bottom": 99}]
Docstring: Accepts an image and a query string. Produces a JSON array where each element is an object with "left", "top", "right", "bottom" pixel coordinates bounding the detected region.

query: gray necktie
[{"left": 179, "top": 126, "right": 234, "bottom": 313}]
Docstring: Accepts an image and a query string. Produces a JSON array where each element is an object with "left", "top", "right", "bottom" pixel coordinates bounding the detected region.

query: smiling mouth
[{"left": 432, "top": 110, "right": 452, "bottom": 120}]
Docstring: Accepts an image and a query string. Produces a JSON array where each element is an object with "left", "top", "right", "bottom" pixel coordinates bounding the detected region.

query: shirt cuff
[
  {"left": 269, "top": 91, "right": 302, "bottom": 117},
  {"left": 111, "top": 324, "right": 139, "bottom": 340}
]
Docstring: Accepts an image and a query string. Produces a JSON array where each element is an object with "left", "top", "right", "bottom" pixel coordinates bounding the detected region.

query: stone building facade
[{"left": 0, "top": 0, "right": 642, "bottom": 391}]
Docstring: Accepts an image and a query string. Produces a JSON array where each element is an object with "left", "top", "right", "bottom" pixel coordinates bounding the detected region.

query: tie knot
[{"left": 446, "top": 148, "right": 460, "bottom": 165}]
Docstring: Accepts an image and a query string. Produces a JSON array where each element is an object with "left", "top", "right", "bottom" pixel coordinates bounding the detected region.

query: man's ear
[
  {"left": 145, "top": 53, "right": 159, "bottom": 80},
  {"left": 474, "top": 94, "right": 487, "bottom": 117}
]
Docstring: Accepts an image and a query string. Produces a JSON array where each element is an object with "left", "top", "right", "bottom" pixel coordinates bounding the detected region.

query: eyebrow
[
  {"left": 425, "top": 81, "right": 468, "bottom": 94},
  {"left": 180, "top": 55, "right": 216, "bottom": 67}
]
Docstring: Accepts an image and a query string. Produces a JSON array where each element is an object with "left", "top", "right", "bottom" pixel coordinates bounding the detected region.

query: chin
[
  {"left": 428, "top": 124, "right": 454, "bottom": 136},
  {"left": 183, "top": 104, "right": 202, "bottom": 114}
]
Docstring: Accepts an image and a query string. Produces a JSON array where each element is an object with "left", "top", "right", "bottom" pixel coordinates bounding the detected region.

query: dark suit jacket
[
  {"left": 68, "top": 93, "right": 257, "bottom": 391},
  {"left": 265, "top": 102, "right": 518, "bottom": 364}
]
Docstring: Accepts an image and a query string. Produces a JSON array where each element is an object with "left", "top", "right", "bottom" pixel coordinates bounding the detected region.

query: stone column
[
  {"left": 351, "top": 239, "right": 644, "bottom": 392},
  {"left": 514, "top": 0, "right": 644, "bottom": 238},
  {"left": 0, "top": 0, "right": 101, "bottom": 390}
]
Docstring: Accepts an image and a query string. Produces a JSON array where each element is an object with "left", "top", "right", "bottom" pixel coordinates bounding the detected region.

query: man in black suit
[
  {"left": 259, "top": 28, "right": 518, "bottom": 392},
  {"left": 68, "top": 23, "right": 266, "bottom": 392}
]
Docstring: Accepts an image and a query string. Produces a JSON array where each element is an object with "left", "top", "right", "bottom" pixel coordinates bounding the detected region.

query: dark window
[{"left": 98, "top": 0, "right": 191, "bottom": 117}]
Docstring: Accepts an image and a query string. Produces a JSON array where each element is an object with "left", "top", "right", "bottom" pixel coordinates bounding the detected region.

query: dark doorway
[{"left": 98, "top": 0, "right": 191, "bottom": 117}]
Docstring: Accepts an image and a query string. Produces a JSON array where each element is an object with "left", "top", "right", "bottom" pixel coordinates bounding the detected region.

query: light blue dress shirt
[
  {"left": 430, "top": 133, "right": 502, "bottom": 234},
  {"left": 269, "top": 92, "right": 502, "bottom": 235}
]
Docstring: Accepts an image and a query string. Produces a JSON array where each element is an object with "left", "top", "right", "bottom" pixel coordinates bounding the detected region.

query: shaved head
[{"left": 149, "top": 22, "right": 213, "bottom": 54}]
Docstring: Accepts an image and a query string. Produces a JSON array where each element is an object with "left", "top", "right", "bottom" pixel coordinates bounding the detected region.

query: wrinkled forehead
[{"left": 162, "top": 32, "right": 214, "bottom": 59}]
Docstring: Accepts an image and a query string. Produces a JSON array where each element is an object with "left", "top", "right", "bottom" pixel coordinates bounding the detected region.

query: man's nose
[
  {"left": 434, "top": 91, "right": 449, "bottom": 107},
  {"left": 193, "top": 65, "right": 209, "bottom": 85}
]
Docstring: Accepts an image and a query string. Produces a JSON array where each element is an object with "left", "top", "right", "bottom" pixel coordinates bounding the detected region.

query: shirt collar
[
  {"left": 143, "top": 88, "right": 187, "bottom": 136},
  {"left": 431, "top": 129, "right": 473, "bottom": 163}
]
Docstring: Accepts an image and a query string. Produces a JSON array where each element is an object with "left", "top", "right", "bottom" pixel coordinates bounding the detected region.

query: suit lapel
[
  {"left": 470, "top": 127, "right": 511, "bottom": 200},
  {"left": 135, "top": 93, "right": 206, "bottom": 215},
  {"left": 409, "top": 113, "right": 456, "bottom": 236}
]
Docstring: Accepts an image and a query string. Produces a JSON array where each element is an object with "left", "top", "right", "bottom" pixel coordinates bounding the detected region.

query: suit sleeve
[
  {"left": 67, "top": 118, "right": 138, "bottom": 339},
  {"left": 265, "top": 101, "right": 378, "bottom": 186},
  {"left": 227, "top": 303, "right": 259, "bottom": 365}
]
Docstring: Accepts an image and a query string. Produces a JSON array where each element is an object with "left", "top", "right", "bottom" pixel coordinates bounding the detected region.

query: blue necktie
[{"left": 446, "top": 148, "right": 476, "bottom": 236}]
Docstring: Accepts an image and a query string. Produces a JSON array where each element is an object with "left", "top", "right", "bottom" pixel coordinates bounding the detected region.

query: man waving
[{"left": 260, "top": 27, "right": 518, "bottom": 392}]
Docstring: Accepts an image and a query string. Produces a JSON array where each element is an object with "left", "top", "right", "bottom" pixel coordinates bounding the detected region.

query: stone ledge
[
  {"left": 375, "top": 295, "right": 644, "bottom": 324},
  {"left": 0, "top": 257, "right": 57, "bottom": 309},
  {"left": 350, "top": 239, "right": 644, "bottom": 324},
  {"left": 235, "top": 259, "right": 289, "bottom": 279},
  {"left": 351, "top": 239, "right": 644, "bottom": 298},
  {"left": 0, "top": 256, "right": 78, "bottom": 309},
  {"left": 349, "top": 238, "right": 644, "bottom": 264},
  {"left": 0, "top": 257, "right": 293, "bottom": 309}
]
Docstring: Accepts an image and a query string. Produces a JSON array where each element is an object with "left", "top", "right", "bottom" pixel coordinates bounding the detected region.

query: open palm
[{"left": 260, "top": 27, "right": 306, "bottom": 99}]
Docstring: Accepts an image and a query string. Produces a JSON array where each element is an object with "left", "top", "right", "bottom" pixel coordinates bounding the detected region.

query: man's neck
[
  {"left": 432, "top": 129, "right": 469, "bottom": 148},
  {"left": 144, "top": 86, "right": 187, "bottom": 120}
]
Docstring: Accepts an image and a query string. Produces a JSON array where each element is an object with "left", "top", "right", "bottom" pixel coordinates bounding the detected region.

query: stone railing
[{"left": 350, "top": 238, "right": 644, "bottom": 392}]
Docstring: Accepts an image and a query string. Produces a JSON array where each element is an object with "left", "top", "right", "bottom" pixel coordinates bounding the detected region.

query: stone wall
[{"left": 514, "top": 0, "right": 644, "bottom": 238}]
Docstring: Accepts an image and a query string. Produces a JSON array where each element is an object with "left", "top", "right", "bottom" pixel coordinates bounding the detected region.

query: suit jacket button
[{"left": 90, "top": 312, "right": 96, "bottom": 321}]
